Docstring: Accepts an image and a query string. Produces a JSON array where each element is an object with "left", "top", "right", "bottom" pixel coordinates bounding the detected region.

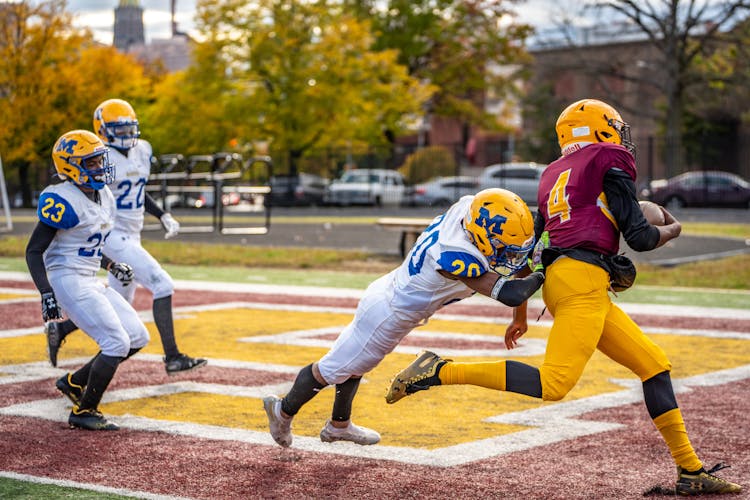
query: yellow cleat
[
  {"left": 385, "top": 350, "right": 449, "bottom": 404},
  {"left": 676, "top": 464, "right": 742, "bottom": 496}
]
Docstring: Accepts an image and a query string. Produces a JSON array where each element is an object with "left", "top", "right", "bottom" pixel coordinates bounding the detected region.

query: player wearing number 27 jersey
[
  {"left": 263, "top": 188, "right": 544, "bottom": 448},
  {"left": 45, "top": 99, "right": 206, "bottom": 375}
]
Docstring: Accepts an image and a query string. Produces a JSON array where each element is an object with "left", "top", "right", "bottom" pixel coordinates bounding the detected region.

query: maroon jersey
[{"left": 537, "top": 143, "right": 637, "bottom": 255}]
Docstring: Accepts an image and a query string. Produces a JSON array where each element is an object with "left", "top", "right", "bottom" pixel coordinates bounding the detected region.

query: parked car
[
  {"left": 641, "top": 170, "right": 750, "bottom": 209},
  {"left": 478, "top": 162, "right": 546, "bottom": 206},
  {"left": 266, "top": 173, "right": 329, "bottom": 207},
  {"left": 405, "top": 176, "right": 480, "bottom": 207},
  {"left": 325, "top": 168, "right": 406, "bottom": 206}
]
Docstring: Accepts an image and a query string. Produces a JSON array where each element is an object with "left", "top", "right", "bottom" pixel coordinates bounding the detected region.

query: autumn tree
[
  {"left": 0, "top": 0, "right": 154, "bottom": 205},
  {"left": 181, "top": 0, "right": 433, "bottom": 175}
]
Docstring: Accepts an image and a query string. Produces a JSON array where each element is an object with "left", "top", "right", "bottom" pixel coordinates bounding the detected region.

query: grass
[{"left": 2, "top": 230, "right": 749, "bottom": 291}]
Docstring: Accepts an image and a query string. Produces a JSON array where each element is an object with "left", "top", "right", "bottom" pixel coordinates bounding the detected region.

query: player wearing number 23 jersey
[
  {"left": 26, "top": 130, "right": 150, "bottom": 431},
  {"left": 263, "top": 188, "right": 544, "bottom": 448}
]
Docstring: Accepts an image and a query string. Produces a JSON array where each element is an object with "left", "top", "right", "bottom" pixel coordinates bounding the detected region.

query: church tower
[{"left": 113, "top": 0, "right": 145, "bottom": 50}]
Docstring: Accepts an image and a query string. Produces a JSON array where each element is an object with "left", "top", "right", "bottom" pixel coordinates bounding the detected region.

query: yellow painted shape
[
  {"left": 0, "top": 292, "right": 35, "bottom": 300},
  {"left": 2, "top": 305, "right": 749, "bottom": 449}
]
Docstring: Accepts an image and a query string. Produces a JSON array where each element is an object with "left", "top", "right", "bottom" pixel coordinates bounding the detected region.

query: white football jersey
[
  {"left": 107, "top": 140, "right": 153, "bottom": 235},
  {"left": 390, "top": 195, "right": 491, "bottom": 318},
  {"left": 37, "top": 182, "right": 116, "bottom": 273}
]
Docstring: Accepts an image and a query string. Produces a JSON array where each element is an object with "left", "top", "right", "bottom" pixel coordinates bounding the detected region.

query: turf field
[{"left": 0, "top": 269, "right": 748, "bottom": 498}]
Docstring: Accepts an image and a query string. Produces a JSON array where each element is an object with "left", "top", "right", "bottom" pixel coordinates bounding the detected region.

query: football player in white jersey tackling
[
  {"left": 45, "top": 99, "right": 206, "bottom": 375},
  {"left": 26, "top": 130, "right": 150, "bottom": 430},
  {"left": 263, "top": 188, "right": 545, "bottom": 447}
]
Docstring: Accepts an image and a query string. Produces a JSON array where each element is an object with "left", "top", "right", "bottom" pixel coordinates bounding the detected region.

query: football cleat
[
  {"left": 45, "top": 321, "right": 66, "bottom": 367},
  {"left": 68, "top": 407, "right": 119, "bottom": 431},
  {"left": 263, "top": 395, "right": 293, "bottom": 448},
  {"left": 385, "top": 350, "right": 449, "bottom": 404},
  {"left": 165, "top": 354, "right": 207, "bottom": 375},
  {"left": 320, "top": 420, "right": 380, "bottom": 446},
  {"left": 675, "top": 463, "right": 742, "bottom": 496},
  {"left": 56, "top": 373, "right": 84, "bottom": 406}
]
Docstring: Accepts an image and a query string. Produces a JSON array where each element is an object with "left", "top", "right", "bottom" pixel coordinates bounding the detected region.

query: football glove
[
  {"left": 160, "top": 213, "right": 180, "bottom": 239},
  {"left": 109, "top": 262, "right": 134, "bottom": 286},
  {"left": 528, "top": 231, "right": 549, "bottom": 273},
  {"left": 41, "top": 291, "right": 62, "bottom": 322}
]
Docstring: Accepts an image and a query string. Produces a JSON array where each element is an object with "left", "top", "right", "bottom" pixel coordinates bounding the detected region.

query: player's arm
[
  {"left": 25, "top": 222, "right": 62, "bottom": 321},
  {"left": 438, "top": 268, "right": 544, "bottom": 307},
  {"left": 604, "top": 169, "right": 680, "bottom": 250},
  {"left": 25, "top": 222, "right": 56, "bottom": 294},
  {"left": 145, "top": 193, "right": 180, "bottom": 239}
]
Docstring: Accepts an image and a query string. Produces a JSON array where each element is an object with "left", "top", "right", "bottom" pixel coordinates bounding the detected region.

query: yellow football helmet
[
  {"left": 555, "top": 98, "right": 634, "bottom": 155},
  {"left": 93, "top": 98, "right": 140, "bottom": 150},
  {"left": 52, "top": 130, "right": 113, "bottom": 190},
  {"left": 464, "top": 188, "right": 535, "bottom": 275}
]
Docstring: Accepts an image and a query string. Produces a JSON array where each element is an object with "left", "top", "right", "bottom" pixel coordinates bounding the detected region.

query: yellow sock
[
  {"left": 653, "top": 408, "right": 703, "bottom": 471},
  {"left": 439, "top": 361, "right": 507, "bottom": 390}
]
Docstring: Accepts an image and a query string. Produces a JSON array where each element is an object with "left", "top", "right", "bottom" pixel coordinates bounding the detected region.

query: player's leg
[
  {"left": 106, "top": 233, "right": 205, "bottom": 374},
  {"left": 597, "top": 305, "right": 741, "bottom": 494},
  {"left": 50, "top": 273, "right": 131, "bottom": 430},
  {"left": 319, "top": 375, "right": 380, "bottom": 445},
  {"left": 387, "top": 258, "right": 607, "bottom": 403}
]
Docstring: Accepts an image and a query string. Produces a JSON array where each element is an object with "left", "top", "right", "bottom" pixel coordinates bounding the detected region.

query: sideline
[
  {"left": 2, "top": 270, "right": 748, "bottom": 320},
  {"left": 0, "top": 471, "right": 192, "bottom": 500}
]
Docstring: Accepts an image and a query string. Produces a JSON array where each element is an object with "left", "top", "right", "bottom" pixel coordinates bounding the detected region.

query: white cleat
[
  {"left": 263, "top": 395, "right": 293, "bottom": 448},
  {"left": 319, "top": 420, "right": 381, "bottom": 445}
]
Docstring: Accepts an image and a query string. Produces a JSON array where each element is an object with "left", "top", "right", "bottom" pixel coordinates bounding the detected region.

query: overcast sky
[{"left": 65, "top": 0, "right": 563, "bottom": 44}]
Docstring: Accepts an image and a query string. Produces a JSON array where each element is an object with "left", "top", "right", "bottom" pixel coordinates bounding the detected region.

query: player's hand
[
  {"left": 109, "top": 262, "right": 134, "bottom": 286},
  {"left": 504, "top": 318, "right": 528, "bottom": 350},
  {"left": 160, "top": 213, "right": 180, "bottom": 239},
  {"left": 41, "top": 291, "right": 62, "bottom": 322}
]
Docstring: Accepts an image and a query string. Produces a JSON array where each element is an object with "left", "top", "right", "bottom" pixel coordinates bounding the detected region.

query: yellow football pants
[{"left": 540, "top": 256, "right": 671, "bottom": 401}]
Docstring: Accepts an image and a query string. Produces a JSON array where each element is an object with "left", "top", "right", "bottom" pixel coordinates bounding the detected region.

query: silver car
[
  {"left": 478, "top": 162, "right": 546, "bottom": 206},
  {"left": 406, "top": 176, "right": 480, "bottom": 207}
]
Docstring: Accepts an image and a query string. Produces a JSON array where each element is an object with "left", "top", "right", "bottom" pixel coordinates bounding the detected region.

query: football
[{"left": 639, "top": 200, "right": 666, "bottom": 226}]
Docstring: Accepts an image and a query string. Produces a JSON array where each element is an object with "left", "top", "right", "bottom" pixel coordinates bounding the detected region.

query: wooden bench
[{"left": 376, "top": 217, "right": 433, "bottom": 258}]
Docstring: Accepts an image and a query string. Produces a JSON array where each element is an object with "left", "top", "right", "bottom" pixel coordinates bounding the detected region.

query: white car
[
  {"left": 325, "top": 169, "right": 406, "bottom": 206},
  {"left": 478, "top": 162, "right": 546, "bottom": 206}
]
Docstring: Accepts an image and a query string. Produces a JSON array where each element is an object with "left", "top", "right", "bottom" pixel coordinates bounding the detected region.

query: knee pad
[{"left": 146, "top": 268, "right": 174, "bottom": 300}]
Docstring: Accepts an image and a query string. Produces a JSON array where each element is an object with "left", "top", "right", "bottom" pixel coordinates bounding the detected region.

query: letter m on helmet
[
  {"left": 56, "top": 137, "right": 78, "bottom": 154},
  {"left": 475, "top": 207, "right": 507, "bottom": 236}
]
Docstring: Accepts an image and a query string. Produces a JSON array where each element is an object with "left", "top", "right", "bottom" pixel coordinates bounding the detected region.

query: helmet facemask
[{"left": 68, "top": 150, "right": 114, "bottom": 190}]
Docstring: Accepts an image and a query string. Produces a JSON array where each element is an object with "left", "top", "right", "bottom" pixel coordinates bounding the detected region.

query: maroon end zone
[{"left": 0, "top": 280, "right": 747, "bottom": 499}]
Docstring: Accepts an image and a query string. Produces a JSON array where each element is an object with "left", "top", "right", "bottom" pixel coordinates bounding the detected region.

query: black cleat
[
  {"left": 165, "top": 354, "right": 207, "bottom": 375},
  {"left": 45, "top": 321, "right": 65, "bottom": 367},
  {"left": 55, "top": 373, "right": 84, "bottom": 406},
  {"left": 68, "top": 407, "right": 119, "bottom": 431}
]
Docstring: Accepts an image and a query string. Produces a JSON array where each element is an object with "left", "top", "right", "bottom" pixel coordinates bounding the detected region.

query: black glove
[
  {"left": 41, "top": 291, "right": 62, "bottom": 322},
  {"left": 109, "top": 262, "right": 134, "bottom": 286},
  {"left": 605, "top": 254, "right": 637, "bottom": 292}
]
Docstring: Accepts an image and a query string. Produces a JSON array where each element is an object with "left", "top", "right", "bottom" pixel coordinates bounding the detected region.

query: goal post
[{"left": 0, "top": 152, "right": 12, "bottom": 232}]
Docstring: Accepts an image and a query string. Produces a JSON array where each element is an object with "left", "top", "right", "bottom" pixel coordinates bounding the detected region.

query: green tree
[
  {"left": 365, "top": 0, "right": 533, "bottom": 134},
  {"left": 185, "top": 0, "right": 433, "bottom": 175}
]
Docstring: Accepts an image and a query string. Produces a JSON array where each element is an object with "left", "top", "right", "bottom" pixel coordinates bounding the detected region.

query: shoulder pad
[
  {"left": 437, "top": 250, "right": 486, "bottom": 278},
  {"left": 37, "top": 192, "right": 80, "bottom": 229}
]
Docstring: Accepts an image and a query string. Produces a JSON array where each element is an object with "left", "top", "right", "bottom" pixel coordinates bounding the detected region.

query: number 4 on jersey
[{"left": 547, "top": 169, "right": 572, "bottom": 223}]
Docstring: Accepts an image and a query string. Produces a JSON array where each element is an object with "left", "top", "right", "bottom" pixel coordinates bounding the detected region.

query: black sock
[
  {"left": 123, "top": 347, "right": 142, "bottom": 361},
  {"left": 331, "top": 377, "right": 361, "bottom": 422},
  {"left": 71, "top": 352, "right": 100, "bottom": 387},
  {"left": 281, "top": 364, "right": 326, "bottom": 416},
  {"left": 505, "top": 360, "right": 543, "bottom": 398},
  {"left": 78, "top": 354, "right": 122, "bottom": 410},
  {"left": 153, "top": 296, "right": 179, "bottom": 359}
]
